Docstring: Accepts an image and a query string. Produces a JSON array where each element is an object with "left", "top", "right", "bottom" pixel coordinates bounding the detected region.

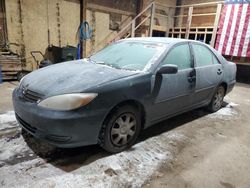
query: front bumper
[{"left": 12, "top": 88, "right": 107, "bottom": 148}]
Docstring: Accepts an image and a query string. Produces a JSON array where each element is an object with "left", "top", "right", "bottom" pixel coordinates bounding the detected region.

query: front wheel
[
  {"left": 207, "top": 86, "right": 225, "bottom": 112},
  {"left": 99, "top": 105, "right": 141, "bottom": 153}
]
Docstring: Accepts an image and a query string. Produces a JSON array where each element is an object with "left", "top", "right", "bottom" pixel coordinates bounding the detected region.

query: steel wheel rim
[
  {"left": 111, "top": 113, "right": 136, "bottom": 147},
  {"left": 213, "top": 88, "right": 224, "bottom": 110}
]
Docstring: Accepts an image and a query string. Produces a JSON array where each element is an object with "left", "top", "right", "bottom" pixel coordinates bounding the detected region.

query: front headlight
[{"left": 38, "top": 93, "right": 98, "bottom": 111}]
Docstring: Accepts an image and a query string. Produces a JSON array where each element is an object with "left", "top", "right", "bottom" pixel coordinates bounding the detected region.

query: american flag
[{"left": 215, "top": 0, "right": 250, "bottom": 57}]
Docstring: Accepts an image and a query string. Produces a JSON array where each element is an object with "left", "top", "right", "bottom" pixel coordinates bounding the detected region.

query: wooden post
[
  {"left": 80, "top": 0, "right": 87, "bottom": 58},
  {"left": 185, "top": 6, "right": 193, "bottom": 39},
  {"left": 166, "top": 7, "right": 174, "bottom": 37},
  {"left": 149, "top": 2, "right": 155, "bottom": 37},
  {"left": 211, "top": 3, "right": 222, "bottom": 47},
  {"left": 131, "top": 19, "right": 135, "bottom": 37}
]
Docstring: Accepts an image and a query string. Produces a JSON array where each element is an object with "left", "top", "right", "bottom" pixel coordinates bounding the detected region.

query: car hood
[{"left": 21, "top": 60, "right": 140, "bottom": 97}]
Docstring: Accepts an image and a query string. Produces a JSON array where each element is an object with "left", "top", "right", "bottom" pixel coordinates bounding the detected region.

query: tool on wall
[
  {"left": 46, "top": 0, "right": 51, "bottom": 46},
  {"left": 56, "top": 2, "right": 61, "bottom": 47},
  {"left": 76, "top": 21, "right": 93, "bottom": 59},
  {"left": 90, "top": 10, "right": 96, "bottom": 55}
]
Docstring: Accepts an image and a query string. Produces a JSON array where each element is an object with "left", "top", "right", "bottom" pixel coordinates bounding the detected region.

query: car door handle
[
  {"left": 188, "top": 75, "right": 196, "bottom": 83},
  {"left": 217, "top": 69, "right": 223, "bottom": 75}
]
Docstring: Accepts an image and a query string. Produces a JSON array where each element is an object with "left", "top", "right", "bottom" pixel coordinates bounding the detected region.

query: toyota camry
[{"left": 13, "top": 38, "right": 236, "bottom": 153}]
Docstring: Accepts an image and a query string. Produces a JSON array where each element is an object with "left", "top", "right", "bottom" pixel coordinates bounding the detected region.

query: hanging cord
[{"left": 77, "top": 21, "right": 93, "bottom": 59}]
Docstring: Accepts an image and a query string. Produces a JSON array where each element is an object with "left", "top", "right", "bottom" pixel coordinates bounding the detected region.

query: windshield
[{"left": 90, "top": 41, "right": 167, "bottom": 71}]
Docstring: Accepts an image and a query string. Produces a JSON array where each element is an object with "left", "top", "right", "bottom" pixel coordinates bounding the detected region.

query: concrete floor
[
  {"left": 0, "top": 81, "right": 18, "bottom": 113},
  {"left": 145, "top": 83, "right": 250, "bottom": 188},
  {"left": 0, "top": 82, "right": 250, "bottom": 187}
]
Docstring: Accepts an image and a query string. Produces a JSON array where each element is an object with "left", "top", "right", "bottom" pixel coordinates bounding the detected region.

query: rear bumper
[
  {"left": 226, "top": 80, "right": 236, "bottom": 94},
  {"left": 12, "top": 88, "right": 107, "bottom": 148}
]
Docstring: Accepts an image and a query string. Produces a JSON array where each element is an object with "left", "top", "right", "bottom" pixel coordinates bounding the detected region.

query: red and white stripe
[{"left": 215, "top": 3, "right": 250, "bottom": 57}]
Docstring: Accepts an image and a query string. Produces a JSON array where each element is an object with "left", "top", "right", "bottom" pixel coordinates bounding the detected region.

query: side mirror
[{"left": 157, "top": 64, "right": 178, "bottom": 74}]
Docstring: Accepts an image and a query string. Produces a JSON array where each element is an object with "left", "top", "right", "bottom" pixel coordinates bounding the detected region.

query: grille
[
  {"left": 16, "top": 114, "right": 37, "bottom": 133},
  {"left": 19, "top": 85, "right": 44, "bottom": 103}
]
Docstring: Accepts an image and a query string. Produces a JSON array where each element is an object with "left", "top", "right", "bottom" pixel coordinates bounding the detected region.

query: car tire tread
[{"left": 98, "top": 105, "right": 141, "bottom": 153}]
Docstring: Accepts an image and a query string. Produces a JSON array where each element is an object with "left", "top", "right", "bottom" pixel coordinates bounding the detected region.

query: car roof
[
  {"left": 120, "top": 37, "right": 227, "bottom": 64},
  {"left": 121, "top": 37, "right": 192, "bottom": 45}
]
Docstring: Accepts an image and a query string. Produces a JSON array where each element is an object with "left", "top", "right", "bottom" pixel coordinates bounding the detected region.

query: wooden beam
[
  {"left": 87, "top": 3, "right": 135, "bottom": 16},
  {"left": 78, "top": 0, "right": 89, "bottom": 58},
  {"left": 185, "top": 7, "right": 193, "bottom": 39},
  {"left": 174, "top": 13, "right": 216, "bottom": 18},
  {"left": 155, "top": 1, "right": 224, "bottom": 8},
  {"left": 211, "top": 3, "right": 222, "bottom": 47},
  {"left": 131, "top": 20, "right": 135, "bottom": 37},
  {"left": 149, "top": 2, "right": 155, "bottom": 37},
  {"left": 166, "top": 7, "right": 174, "bottom": 36}
]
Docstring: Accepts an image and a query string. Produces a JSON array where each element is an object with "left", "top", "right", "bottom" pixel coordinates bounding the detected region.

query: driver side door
[{"left": 149, "top": 43, "right": 196, "bottom": 122}]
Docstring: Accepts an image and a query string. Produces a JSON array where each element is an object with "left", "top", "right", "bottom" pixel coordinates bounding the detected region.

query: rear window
[{"left": 192, "top": 44, "right": 219, "bottom": 67}]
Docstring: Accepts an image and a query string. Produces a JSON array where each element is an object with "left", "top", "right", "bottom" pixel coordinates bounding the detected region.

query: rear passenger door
[{"left": 191, "top": 43, "right": 223, "bottom": 105}]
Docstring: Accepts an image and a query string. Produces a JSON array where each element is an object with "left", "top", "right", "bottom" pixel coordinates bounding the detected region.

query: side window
[
  {"left": 192, "top": 44, "right": 218, "bottom": 67},
  {"left": 161, "top": 44, "right": 192, "bottom": 70},
  {"left": 213, "top": 55, "right": 220, "bottom": 64}
]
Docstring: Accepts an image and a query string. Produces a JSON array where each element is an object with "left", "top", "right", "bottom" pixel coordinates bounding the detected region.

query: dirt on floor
[
  {"left": 0, "top": 82, "right": 250, "bottom": 188},
  {"left": 144, "top": 83, "right": 250, "bottom": 188}
]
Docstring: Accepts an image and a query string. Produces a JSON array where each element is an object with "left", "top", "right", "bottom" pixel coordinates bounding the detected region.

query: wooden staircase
[{"left": 108, "top": 2, "right": 156, "bottom": 43}]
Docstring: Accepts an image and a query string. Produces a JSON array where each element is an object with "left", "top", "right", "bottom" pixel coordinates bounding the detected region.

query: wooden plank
[
  {"left": 185, "top": 7, "right": 193, "bottom": 39},
  {"left": 0, "top": 63, "right": 22, "bottom": 72},
  {"left": 2, "top": 76, "right": 17, "bottom": 80},
  {"left": 174, "top": 13, "right": 216, "bottom": 18},
  {"left": 170, "top": 26, "right": 214, "bottom": 29},
  {"left": 210, "top": 3, "right": 222, "bottom": 47},
  {"left": 134, "top": 14, "right": 151, "bottom": 30},
  {"left": 155, "top": 1, "right": 224, "bottom": 8},
  {"left": 166, "top": 7, "right": 174, "bottom": 36},
  {"left": 149, "top": 2, "right": 155, "bottom": 37},
  {"left": 153, "top": 25, "right": 167, "bottom": 32},
  {"left": 80, "top": 0, "right": 87, "bottom": 58},
  {"left": 155, "top": 13, "right": 168, "bottom": 18},
  {"left": 2, "top": 71, "right": 18, "bottom": 75},
  {"left": 87, "top": 3, "right": 135, "bottom": 16},
  {"left": 109, "top": 2, "right": 154, "bottom": 42},
  {"left": 131, "top": 19, "right": 135, "bottom": 37}
]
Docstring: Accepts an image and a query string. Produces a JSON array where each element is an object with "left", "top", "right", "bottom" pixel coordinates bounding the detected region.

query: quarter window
[
  {"left": 192, "top": 44, "right": 218, "bottom": 67},
  {"left": 161, "top": 44, "right": 191, "bottom": 70}
]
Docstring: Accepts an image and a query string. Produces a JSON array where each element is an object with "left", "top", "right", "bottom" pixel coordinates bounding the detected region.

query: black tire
[
  {"left": 99, "top": 105, "right": 142, "bottom": 153},
  {"left": 207, "top": 86, "right": 225, "bottom": 112}
]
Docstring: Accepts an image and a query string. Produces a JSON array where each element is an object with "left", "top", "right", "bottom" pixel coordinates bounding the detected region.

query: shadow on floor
[{"left": 21, "top": 102, "right": 228, "bottom": 172}]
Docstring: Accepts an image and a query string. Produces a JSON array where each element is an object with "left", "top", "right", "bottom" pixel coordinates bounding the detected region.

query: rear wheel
[
  {"left": 99, "top": 105, "right": 141, "bottom": 153},
  {"left": 208, "top": 86, "right": 225, "bottom": 112}
]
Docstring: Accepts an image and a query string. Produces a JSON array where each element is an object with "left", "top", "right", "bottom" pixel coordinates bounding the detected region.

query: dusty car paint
[{"left": 12, "top": 37, "right": 236, "bottom": 148}]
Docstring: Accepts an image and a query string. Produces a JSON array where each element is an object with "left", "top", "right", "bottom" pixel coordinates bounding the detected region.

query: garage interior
[
  {"left": 0, "top": 0, "right": 250, "bottom": 187},
  {"left": 0, "top": 0, "right": 249, "bottom": 81}
]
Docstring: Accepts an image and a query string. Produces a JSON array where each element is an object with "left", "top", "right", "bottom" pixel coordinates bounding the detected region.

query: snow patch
[
  {"left": 207, "top": 102, "right": 238, "bottom": 120},
  {"left": 0, "top": 134, "right": 30, "bottom": 161},
  {"left": 0, "top": 132, "right": 186, "bottom": 188},
  {"left": 0, "top": 111, "right": 18, "bottom": 130}
]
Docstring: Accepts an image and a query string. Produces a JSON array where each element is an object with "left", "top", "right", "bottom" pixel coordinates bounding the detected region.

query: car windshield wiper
[
  {"left": 86, "top": 57, "right": 96, "bottom": 64},
  {"left": 88, "top": 57, "right": 122, "bottom": 69},
  {"left": 95, "top": 61, "right": 121, "bottom": 69}
]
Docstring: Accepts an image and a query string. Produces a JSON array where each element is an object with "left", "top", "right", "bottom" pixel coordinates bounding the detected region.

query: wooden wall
[
  {"left": 178, "top": 0, "right": 222, "bottom": 27},
  {"left": 5, "top": 0, "right": 80, "bottom": 70}
]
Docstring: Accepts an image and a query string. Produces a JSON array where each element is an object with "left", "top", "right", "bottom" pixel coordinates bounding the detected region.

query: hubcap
[
  {"left": 111, "top": 113, "right": 136, "bottom": 146},
  {"left": 213, "top": 88, "right": 224, "bottom": 110}
]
